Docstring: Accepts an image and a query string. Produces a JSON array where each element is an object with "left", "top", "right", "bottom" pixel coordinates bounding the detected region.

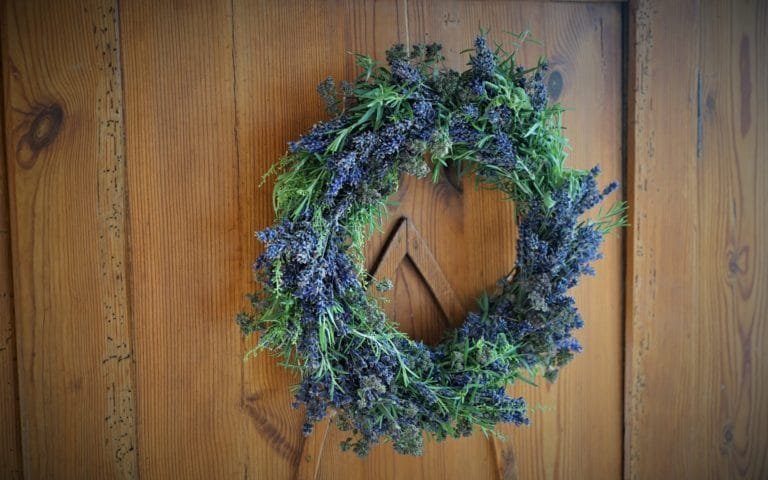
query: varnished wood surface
[
  {"left": 120, "top": 1, "right": 252, "bottom": 478},
  {"left": 0, "top": 46, "right": 22, "bottom": 479},
  {"left": 1, "top": 0, "right": 766, "bottom": 479},
  {"left": 304, "top": 3, "right": 625, "bottom": 479},
  {"left": 2, "top": 0, "right": 137, "bottom": 478},
  {"left": 626, "top": 0, "right": 768, "bottom": 478}
]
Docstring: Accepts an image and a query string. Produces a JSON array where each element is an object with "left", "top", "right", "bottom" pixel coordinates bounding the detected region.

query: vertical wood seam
[
  {"left": 402, "top": 0, "right": 410, "bottom": 50},
  {"left": 624, "top": 1, "right": 638, "bottom": 476},
  {"left": 97, "top": 0, "right": 139, "bottom": 477},
  {"left": 619, "top": 3, "right": 630, "bottom": 480},
  {"left": 112, "top": 0, "right": 140, "bottom": 477},
  {"left": 227, "top": 0, "right": 249, "bottom": 475},
  {"left": 1, "top": 2, "right": 31, "bottom": 476},
  {"left": 0, "top": 15, "right": 25, "bottom": 477}
]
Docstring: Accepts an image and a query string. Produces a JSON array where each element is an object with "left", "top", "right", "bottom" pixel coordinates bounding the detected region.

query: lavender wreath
[{"left": 237, "top": 34, "right": 625, "bottom": 457}]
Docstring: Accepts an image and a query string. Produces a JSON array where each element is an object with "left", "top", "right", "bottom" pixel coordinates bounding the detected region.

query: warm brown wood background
[{"left": 0, "top": 0, "right": 765, "bottom": 479}]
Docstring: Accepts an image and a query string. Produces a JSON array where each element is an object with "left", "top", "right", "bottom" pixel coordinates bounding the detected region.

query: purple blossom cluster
[
  {"left": 456, "top": 168, "right": 619, "bottom": 380},
  {"left": 445, "top": 38, "right": 550, "bottom": 175},
  {"left": 468, "top": 36, "right": 496, "bottom": 95},
  {"left": 288, "top": 117, "right": 347, "bottom": 154}
]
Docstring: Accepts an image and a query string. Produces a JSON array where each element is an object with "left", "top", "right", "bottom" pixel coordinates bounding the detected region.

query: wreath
[{"left": 237, "top": 34, "right": 625, "bottom": 457}]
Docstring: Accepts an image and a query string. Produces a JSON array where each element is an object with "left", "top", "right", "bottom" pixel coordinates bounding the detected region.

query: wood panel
[
  {"left": 231, "top": 0, "right": 391, "bottom": 477},
  {"left": 291, "top": 2, "right": 623, "bottom": 479},
  {"left": 119, "top": 1, "right": 250, "bottom": 478},
  {"left": 6, "top": 1, "right": 765, "bottom": 479},
  {"left": 410, "top": 3, "right": 624, "bottom": 479},
  {"left": 626, "top": 0, "right": 768, "bottom": 478},
  {"left": 1, "top": 0, "right": 137, "bottom": 479},
  {"left": 0, "top": 47, "right": 23, "bottom": 479}
]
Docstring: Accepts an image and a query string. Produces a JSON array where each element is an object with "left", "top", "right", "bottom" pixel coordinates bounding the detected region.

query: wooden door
[
  {"left": 2, "top": 1, "right": 766, "bottom": 479},
  {"left": 0, "top": 4, "right": 622, "bottom": 478},
  {"left": 302, "top": 4, "right": 624, "bottom": 479}
]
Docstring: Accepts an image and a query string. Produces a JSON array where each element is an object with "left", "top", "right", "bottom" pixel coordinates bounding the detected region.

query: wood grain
[
  {"left": 0, "top": 45, "right": 23, "bottom": 479},
  {"left": 290, "top": 2, "right": 624, "bottom": 479},
  {"left": 406, "top": 2, "right": 624, "bottom": 480},
  {"left": 120, "top": 0, "right": 253, "bottom": 478},
  {"left": 626, "top": 0, "right": 768, "bottom": 478},
  {"left": 368, "top": 217, "right": 464, "bottom": 339},
  {"left": 232, "top": 1, "right": 389, "bottom": 478},
  {"left": 4, "top": 0, "right": 765, "bottom": 478},
  {"left": 1, "top": 0, "right": 137, "bottom": 478}
]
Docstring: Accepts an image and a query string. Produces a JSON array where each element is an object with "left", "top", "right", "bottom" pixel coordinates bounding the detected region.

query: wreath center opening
[{"left": 368, "top": 216, "right": 465, "bottom": 346}]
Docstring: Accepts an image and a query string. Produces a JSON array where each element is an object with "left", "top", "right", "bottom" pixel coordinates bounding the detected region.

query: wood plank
[
  {"left": 1, "top": 0, "right": 137, "bottom": 478},
  {"left": 289, "top": 1, "right": 494, "bottom": 476},
  {"left": 626, "top": 0, "right": 768, "bottom": 478},
  {"left": 404, "top": 2, "right": 625, "bottom": 479},
  {"left": 230, "top": 2, "right": 440, "bottom": 479},
  {"left": 404, "top": 219, "right": 465, "bottom": 329},
  {"left": 367, "top": 217, "right": 464, "bottom": 343},
  {"left": 232, "top": 1, "right": 380, "bottom": 478},
  {"left": 625, "top": 0, "right": 701, "bottom": 476},
  {"left": 289, "top": 1, "right": 624, "bottom": 479},
  {"left": 310, "top": 0, "right": 502, "bottom": 471},
  {"left": 0, "top": 45, "right": 23, "bottom": 479},
  {"left": 120, "top": 0, "right": 255, "bottom": 477}
]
